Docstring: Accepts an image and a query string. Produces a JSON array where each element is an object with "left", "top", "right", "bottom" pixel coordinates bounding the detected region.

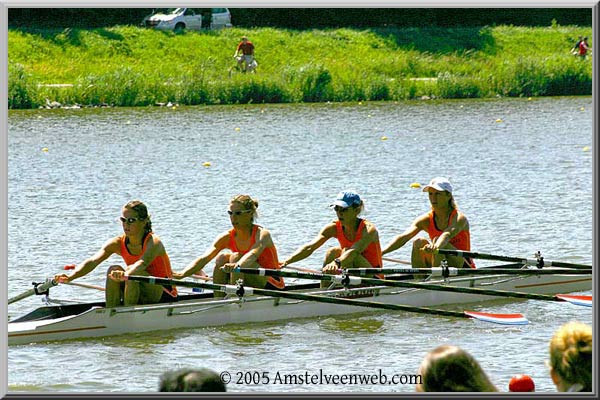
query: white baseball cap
[{"left": 422, "top": 177, "right": 453, "bottom": 193}]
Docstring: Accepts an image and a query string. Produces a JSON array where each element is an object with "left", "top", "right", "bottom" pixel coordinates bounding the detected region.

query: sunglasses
[
  {"left": 227, "top": 209, "right": 252, "bottom": 216},
  {"left": 334, "top": 206, "right": 352, "bottom": 213},
  {"left": 120, "top": 216, "right": 142, "bottom": 224}
]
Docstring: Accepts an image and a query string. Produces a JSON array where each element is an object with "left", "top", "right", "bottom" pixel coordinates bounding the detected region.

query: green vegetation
[{"left": 8, "top": 25, "right": 592, "bottom": 109}]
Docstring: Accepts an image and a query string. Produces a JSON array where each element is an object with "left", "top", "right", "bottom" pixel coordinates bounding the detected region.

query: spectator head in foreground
[
  {"left": 416, "top": 345, "right": 498, "bottom": 392},
  {"left": 548, "top": 321, "right": 592, "bottom": 392},
  {"left": 159, "top": 368, "right": 226, "bottom": 392}
]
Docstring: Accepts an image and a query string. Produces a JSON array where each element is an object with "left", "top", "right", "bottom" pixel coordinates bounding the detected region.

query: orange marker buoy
[{"left": 509, "top": 374, "right": 535, "bottom": 392}]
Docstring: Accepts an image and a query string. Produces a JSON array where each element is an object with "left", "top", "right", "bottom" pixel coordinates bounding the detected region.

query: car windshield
[{"left": 155, "top": 8, "right": 183, "bottom": 15}]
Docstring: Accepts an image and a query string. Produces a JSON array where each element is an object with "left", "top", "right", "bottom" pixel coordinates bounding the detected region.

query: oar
[
  {"left": 316, "top": 266, "right": 592, "bottom": 276},
  {"left": 8, "top": 278, "right": 58, "bottom": 305},
  {"left": 236, "top": 268, "right": 592, "bottom": 307},
  {"left": 125, "top": 275, "right": 529, "bottom": 325},
  {"left": 65, "top": 281, "right": 105, "bottom": 291},
  {"left": 436, "top": 249, "right": 592, "bottom": 270},
  {"left": 382, "top": 257, "right": 412, "bottom": 265}
]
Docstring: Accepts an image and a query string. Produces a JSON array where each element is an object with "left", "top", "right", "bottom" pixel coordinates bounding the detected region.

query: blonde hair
[
  {"left": 417, "top": 345, "right": 497, "bottom": 392},
  {"left": 549, "top": 321, "right": 592, "bottom": 391},
  {"left": 230, "top": 194, "right": 259, "bottom": 220}
]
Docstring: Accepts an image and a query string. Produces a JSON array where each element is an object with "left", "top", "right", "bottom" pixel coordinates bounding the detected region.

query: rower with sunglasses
[
  {"left": 54, "top": 200, "right": 178, "bottom": 307},
  {"left": 280, "top": 191, "right": 383, "bottom": 287},
  {"left": 173, "top": 194, "right": 284, "bottom": 297}
]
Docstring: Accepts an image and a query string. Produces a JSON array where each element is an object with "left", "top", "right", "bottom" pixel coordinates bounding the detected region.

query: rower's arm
[
  {"left": 381, "top": 215, "right": 427, "bottom": 255},
  {"left": 432, "top": 213, "right": 469, "bottom": 251},
  {"left": 281, "top": 223, "right": 336, "bottom": 266},
  {"left": 235, "top": 227, "right": 272, "bottom": 268},
  {"left": 57, "top": 238, "right": 119, "bottom": 282},
  {"left": 338, "top": 221, "right": 379, "bottom": 266},
  {"left": 177, "top": 233, "right": 229, "bottom": 278},
  {"left": 125, "top": 235, "right": 165, "bottom": 276}
]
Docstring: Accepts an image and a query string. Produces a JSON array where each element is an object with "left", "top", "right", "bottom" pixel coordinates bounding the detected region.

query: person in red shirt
[
  {"left": 54, "top": 200, "right": 177, "bottom": 307},
  {"left": 174, "top": 194, "right": 284, "bottom": 298},
  {"left": 579, "top": 37, "right": 590, "bottom": 59},
  {"left": 233, "top": 36, "right": 256, "bottom": 73},
  {"left": 381, "top": 177, "right": 474, "bottom": 268}
]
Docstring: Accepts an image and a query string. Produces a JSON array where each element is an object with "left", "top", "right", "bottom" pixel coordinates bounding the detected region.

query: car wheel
[{"left": 174, "top": 23, "right": 185, "bottom": 33}]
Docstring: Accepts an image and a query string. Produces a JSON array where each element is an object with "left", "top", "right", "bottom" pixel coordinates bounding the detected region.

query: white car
[{"left": 143, "top": 8, "right": 232, "bottom": 31}]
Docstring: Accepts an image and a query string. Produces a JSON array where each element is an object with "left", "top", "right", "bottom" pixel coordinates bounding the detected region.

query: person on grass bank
[
  {"left": 416, "top": 345, "right": 498, "bottom": 392},
  {"left": 174, "top": 194, "right": 284, "bottom": 297},
  {"left": 548, "top": 321, "right": 592, "bottom": 392},
  {"left": 281, "top": 191, "right": 383, "bottom": 287},
  {"left": 54, "top": 200, "right": 177, "bottom": 307},
  {"left": 381, "top": 177, "right": 475, "bottom": 268}
]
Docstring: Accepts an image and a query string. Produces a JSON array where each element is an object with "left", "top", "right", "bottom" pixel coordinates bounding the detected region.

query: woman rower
[
  {"left": 54, "top": 200, "right": 177, "bottom": 307},
  {"left": 281, "top": 191, "right": 383, "bottom": 286},
  {"left": 381, "top": 177, "right": 474, "bottom": 268},
  {"left": 173, "top": 194, "right": 284, "bottom": 297}
]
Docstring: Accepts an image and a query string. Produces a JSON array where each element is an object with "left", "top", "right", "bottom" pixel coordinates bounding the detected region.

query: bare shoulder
[{"left": 362, "top": 219, "right": 379, "bottom": 233}]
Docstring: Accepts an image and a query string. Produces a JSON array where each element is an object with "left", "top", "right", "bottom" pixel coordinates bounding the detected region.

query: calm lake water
[{"left": 7, "top": 97, "right": 593, "bottom": 393}]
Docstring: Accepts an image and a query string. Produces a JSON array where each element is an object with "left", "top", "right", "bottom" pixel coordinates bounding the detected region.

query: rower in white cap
[{"left": 382, "top": 177, "right": 475, "bottom": 268}]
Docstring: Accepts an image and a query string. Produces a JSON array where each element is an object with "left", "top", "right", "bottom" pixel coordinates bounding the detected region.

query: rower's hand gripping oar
[
  {"left": 435, "top": 249, "right": 592, "bottom": 270},
  {"left": 125, "top": 275, "right": 529, "bottom": 326}
]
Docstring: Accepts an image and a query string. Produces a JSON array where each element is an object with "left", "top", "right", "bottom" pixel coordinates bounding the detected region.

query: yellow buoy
[
  {"left": 528, "top": 97, "right": 532, "bottom": 101},
  {"left": 202, "top": 161, "right": 212, "bottom": 167},
  {"left": 358, "top": 102, "right": 363, "bottom": 105},
  {"left": 234, "top": 127, "right": 241, "bottom": 131},
  {"left": 368, "top": 114, "right": 372, "bottom": 118},
  {"left": 41, "top": 147, "right": 49, "bottom": 152},
  {"left": 583, "top": 146, "right": 590, "bottom": 152},
  {"left": 580, "top": 107, "right": 585, "bottom": 111},
  {"left": 410, "top": 182, "right": 421, "bottom": 188},
  {"left": 495, "top": 118, "right": 503, "bottom": 123},
  {"left": 381, "top": 136, "right": 388, "bottom": 141}
]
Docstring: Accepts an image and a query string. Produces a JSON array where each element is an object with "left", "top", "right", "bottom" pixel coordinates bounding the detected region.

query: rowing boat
[{"left": 8, "top": 266, "right": 591, "bottom": 345}]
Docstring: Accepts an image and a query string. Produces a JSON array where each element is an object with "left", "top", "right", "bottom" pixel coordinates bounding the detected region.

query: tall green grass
[{"left": 8, "top": 25, "right": 592, "bottom": 108}]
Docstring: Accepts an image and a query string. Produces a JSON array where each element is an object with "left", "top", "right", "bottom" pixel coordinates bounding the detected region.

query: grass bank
[{"left": 8, "top": 25, "right": 592, "bottom": 109}]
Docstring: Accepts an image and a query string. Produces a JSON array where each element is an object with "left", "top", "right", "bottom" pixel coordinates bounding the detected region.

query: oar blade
[
  {"left": 555, "top": 294, "right": 592, "bottom": 307},
  {"left": 464, "top": 311, "right": 529, "bottom": 325}
]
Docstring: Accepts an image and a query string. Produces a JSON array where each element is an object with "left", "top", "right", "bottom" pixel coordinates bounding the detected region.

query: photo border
[{"left": 2, "top": 1, "right": 598, "bottom": 399}]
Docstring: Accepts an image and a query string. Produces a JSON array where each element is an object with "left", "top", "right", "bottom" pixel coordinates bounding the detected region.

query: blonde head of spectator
[{"left": 549, "top": 321, "right": 592, "bottom": 392}]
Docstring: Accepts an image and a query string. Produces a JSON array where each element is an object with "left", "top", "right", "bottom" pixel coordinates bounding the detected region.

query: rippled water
[{"left": 7, "top": 97, "right": 593, "bottom": 393}]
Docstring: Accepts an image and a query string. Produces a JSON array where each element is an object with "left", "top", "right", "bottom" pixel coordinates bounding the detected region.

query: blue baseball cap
[{"left": 330, "top": 191, "right": 362, "bottom": 208}]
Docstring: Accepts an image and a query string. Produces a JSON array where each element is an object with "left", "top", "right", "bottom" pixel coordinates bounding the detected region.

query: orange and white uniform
[
  {"left": 335, "top": 220, "right": 383, "bottom": 275},
  {"left": 118, "top": 233, "right": 178, "bottom": 298},
  {"left": 426, "top": 210, "right": 475, "bottom": 268},
  {"left": 228, "top": 225, "right": 285, "bottom": 289}
]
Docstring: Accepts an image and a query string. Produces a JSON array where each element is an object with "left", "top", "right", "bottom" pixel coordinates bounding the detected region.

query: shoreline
[{"left": 9, "top": 25, "right": 593, "bottom": 109}]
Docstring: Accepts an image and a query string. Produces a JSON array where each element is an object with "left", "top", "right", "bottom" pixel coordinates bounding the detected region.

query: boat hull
[{"left": 8, "top": 273, "right": 592, "bottom": 345}]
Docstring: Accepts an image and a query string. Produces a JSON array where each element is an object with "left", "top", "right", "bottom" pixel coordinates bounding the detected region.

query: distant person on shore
[
  {"left": 159, "top": 368, "right": 226, "bottom": 392},
  {"left": 416, "top": 345, "right": 498, "bottom": 392},
  {"left": 548, "top": 321, "right": 592, "bottom": 392},
  {"left": 54, "top": 200, "right": 178, "bottom": 307},
  {"left": 508, "top": 374, "right": 535, "bottom": 392},
  {"left": 571, "top": 36, "right": 583, "bottom": 55},
  {"left": 233, "top": 36, "right": 256, "bottom": 73},
  {"left": 174, "top": 194, "right": 284, "bottom": 297},
  {"left": 578, "top": 37, "right": 590, "bottom": 59},
  {"left": 280, "top": 191, "right": 383, "bottom": 287},
  {"left": 381, "top": 177, "right": 475, "bottom": 268}
]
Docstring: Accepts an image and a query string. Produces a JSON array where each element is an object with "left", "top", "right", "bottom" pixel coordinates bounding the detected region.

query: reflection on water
[
  {"left": 7, "top": 97, "right": 593, "bottom": 393},
  {"left": 318, "top": 316, "right": 386, "bottom": 334}
]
